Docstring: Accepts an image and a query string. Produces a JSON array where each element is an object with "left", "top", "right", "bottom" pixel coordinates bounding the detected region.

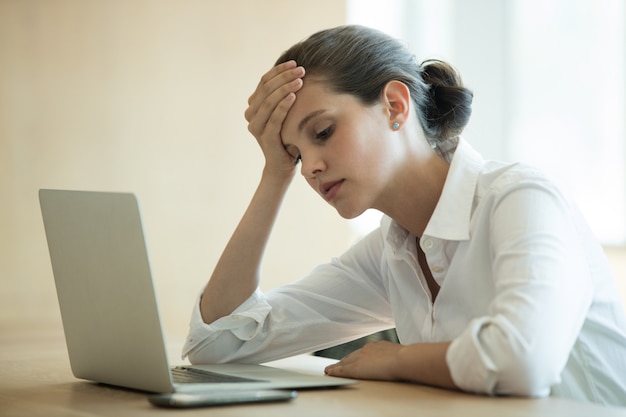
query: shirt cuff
[{"left": 181, "top": 288, "right": 272, "bottom": 360}]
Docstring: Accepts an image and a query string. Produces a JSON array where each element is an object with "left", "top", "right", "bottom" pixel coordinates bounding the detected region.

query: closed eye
[{"left": 316, "top": 125, "right": 334, "bottom": 140}]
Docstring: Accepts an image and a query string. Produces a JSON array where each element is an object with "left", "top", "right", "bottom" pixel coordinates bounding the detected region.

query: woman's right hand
[{"left": 244, "top": 60, "right": 305, "bottom": 178}]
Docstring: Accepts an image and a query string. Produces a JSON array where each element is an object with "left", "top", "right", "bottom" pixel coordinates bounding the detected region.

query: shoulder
[{"left": 475, "top": 161, "right": 567, "bottom": 206}]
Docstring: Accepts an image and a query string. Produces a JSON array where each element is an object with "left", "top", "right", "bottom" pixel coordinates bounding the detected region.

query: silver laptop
[{"left": 39, "top": 189, "right": 355, "bottom": 393}]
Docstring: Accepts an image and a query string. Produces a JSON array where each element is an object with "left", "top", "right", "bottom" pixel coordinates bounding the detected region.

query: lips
[{"left": 320, "top": 180, "right": 344, "bottom": 201}]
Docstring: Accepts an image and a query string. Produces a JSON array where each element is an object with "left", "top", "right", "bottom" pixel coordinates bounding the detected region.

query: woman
[{"left": 183, "top": 25, "right": 626, "bottom": 406}]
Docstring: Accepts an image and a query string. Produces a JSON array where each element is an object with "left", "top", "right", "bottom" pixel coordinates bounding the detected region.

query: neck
[{"left": 375, "top": 153, "right": 449, "bottom": 237}]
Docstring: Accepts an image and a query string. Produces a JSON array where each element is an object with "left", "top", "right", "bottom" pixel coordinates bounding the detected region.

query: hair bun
[{"left": 419, "top": 60, "right": 473, "bottom": 142}]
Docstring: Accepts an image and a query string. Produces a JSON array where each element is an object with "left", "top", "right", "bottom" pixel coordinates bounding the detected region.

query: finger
[
  {"left": 324, "top": 349, "right": 358, "bottom": 373},
  {"left": 248, "top": 60, "right": 296, "bottom": 103},
  {"left": 247, "top": 78, "right": 302, "bottom": 139},
  {"left": 245, "top": 64, "right": 305, "bottom": 123},
  {"left": 325, "top": 361, "right": 359, "bottom": 379},
  {"left": 245, "top": 66, "right": 304, "bottom": 127},
  {"left": 324, "top": 364, "right": 341, "bottom": 376},
  {"left": 247, "top": 60, "right": 298, "bottom": 109},
  {"left": 259, "top": 91, "right": 297, "bottom": 141}
]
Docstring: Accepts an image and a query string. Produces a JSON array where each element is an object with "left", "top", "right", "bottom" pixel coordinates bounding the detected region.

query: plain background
[
  {"left": 0, "top": 0, "right": 351, "bottom": 339},
  {"left": 1, "top": 0, "right": 624, "bottom": 343}
]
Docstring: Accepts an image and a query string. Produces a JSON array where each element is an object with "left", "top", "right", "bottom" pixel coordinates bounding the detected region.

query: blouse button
[
  {"left": 431, "top": 265, "right": 444, "bottom": 273},
  {"left": 422, "top": 239, "right": 434, "bottom": 250}
]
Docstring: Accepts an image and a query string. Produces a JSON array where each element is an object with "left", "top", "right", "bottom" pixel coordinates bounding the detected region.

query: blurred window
[{"left": 348, "top": 0, "right": 626, "bottom": 245}]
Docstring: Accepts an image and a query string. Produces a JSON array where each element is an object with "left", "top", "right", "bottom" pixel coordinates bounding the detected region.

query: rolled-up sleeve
[
  {"left": 182, "top": 289, "right": 272, "bottom": 363},
  {"left": 182, "top": 228, "right": 395, "bottom": 365}
]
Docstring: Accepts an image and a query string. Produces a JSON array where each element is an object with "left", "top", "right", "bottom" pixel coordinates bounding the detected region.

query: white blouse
[{"left": 183, "top": 139, "right": 626, "bottom": 407}]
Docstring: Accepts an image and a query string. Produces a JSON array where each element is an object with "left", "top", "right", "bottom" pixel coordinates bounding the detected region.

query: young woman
[{"left": 183, "top": 25, "right": 626, "bottom": 406}]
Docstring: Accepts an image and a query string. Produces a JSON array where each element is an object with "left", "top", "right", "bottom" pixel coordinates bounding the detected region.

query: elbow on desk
[
  {"left": 450, "top": 337, "right": 562, "bottom": 398},
  {"left": 185, "top": 343, "right": 229, "bottom": 365},
  {"left": 184, "top": 331, "right": 246, "bottom": 365},
  {"left": 487, "top": 353, "right": 560, "bottom": 398},
  {"left": 449, "top": 318, "right": 570, "bottom": 398},
  {"left": 186, "top": 346, "right": 219, "bottom": 365}
]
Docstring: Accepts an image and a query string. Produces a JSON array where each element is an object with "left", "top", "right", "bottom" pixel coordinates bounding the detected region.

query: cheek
[{"left": 342, "top": 134, "right": 379, "bottom": 170}]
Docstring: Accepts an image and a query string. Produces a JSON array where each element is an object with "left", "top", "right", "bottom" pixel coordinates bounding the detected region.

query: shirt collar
[
  {"left": 424, "top": 138, "right": 483, "bottom": 241},
  {"left": 382, "top": 138, "right": 484, "bottom": 248}
]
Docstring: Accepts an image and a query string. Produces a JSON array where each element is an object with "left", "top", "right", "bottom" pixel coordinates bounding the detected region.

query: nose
[{"left": 300, "top": 151, "right": 325, "bottom": 179}]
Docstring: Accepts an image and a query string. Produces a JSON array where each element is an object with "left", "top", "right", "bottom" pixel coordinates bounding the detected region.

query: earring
[{"left": 392, "top": 122, "right": 400, "bottom": 130}]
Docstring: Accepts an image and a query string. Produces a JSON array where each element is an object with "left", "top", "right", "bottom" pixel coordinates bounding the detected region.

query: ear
[{"left": 382, "top": 80, "right": 411, "bottom": 130}]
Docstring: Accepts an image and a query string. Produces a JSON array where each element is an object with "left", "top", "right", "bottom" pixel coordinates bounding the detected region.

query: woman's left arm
[
  {"left": 445, "top": 179, "right": 594, "bottom": 397},
  {"left": 327, "top": 178, "right": 593, "bottom": 395}
]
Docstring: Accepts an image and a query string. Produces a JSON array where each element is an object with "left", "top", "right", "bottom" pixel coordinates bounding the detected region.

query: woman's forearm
[
  {"left": 394, "top": 342, "right": 456, "bottom": 389},
  {"left": 324, "top": 340, "right": 457, "bottom": 390},
  {"left": 199, "top": 171, "right": 293, "bottom": 324},
  {"left": 199, "top": 62, "right": 302, "bottom": 323}
]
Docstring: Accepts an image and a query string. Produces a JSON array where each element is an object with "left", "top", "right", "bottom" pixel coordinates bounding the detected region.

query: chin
[{"left": 334, "top": 204, "right": 367, "bottom": 220}]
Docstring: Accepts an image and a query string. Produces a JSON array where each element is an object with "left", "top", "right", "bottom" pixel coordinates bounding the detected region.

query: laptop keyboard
[{"left": 171, "top": 366, "right": 265, "bottom": 384}]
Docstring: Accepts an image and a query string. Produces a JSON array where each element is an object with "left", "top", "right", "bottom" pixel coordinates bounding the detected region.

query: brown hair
[{"left": 275, "top": 25, "right": 473, "bottom": 161}]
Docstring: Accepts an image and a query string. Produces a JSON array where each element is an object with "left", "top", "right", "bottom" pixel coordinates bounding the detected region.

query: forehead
[
  {"left": 288, "top": 77, "right": 335, "bottom": 116},
  {"left": 282, "top": 77, "right": 359, "bottom": 141}
]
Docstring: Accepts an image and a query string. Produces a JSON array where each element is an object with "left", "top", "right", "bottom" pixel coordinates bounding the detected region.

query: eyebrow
[{"left": 298, "top": 109, "right": 326, "bottom": 133}]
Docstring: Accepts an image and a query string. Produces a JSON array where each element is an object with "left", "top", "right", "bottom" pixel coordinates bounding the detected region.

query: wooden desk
[{"left": 2, "top": 326, "right": 626, "bottom": 417}]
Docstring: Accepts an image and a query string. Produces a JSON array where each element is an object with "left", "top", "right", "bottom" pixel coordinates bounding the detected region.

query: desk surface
[{"left": 3, "top": 326, "right": 626, "bottom": 417}]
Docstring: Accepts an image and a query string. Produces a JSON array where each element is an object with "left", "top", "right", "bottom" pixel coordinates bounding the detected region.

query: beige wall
[{"left": 0, "top": 0, "right": 349, "bottom": 338}]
